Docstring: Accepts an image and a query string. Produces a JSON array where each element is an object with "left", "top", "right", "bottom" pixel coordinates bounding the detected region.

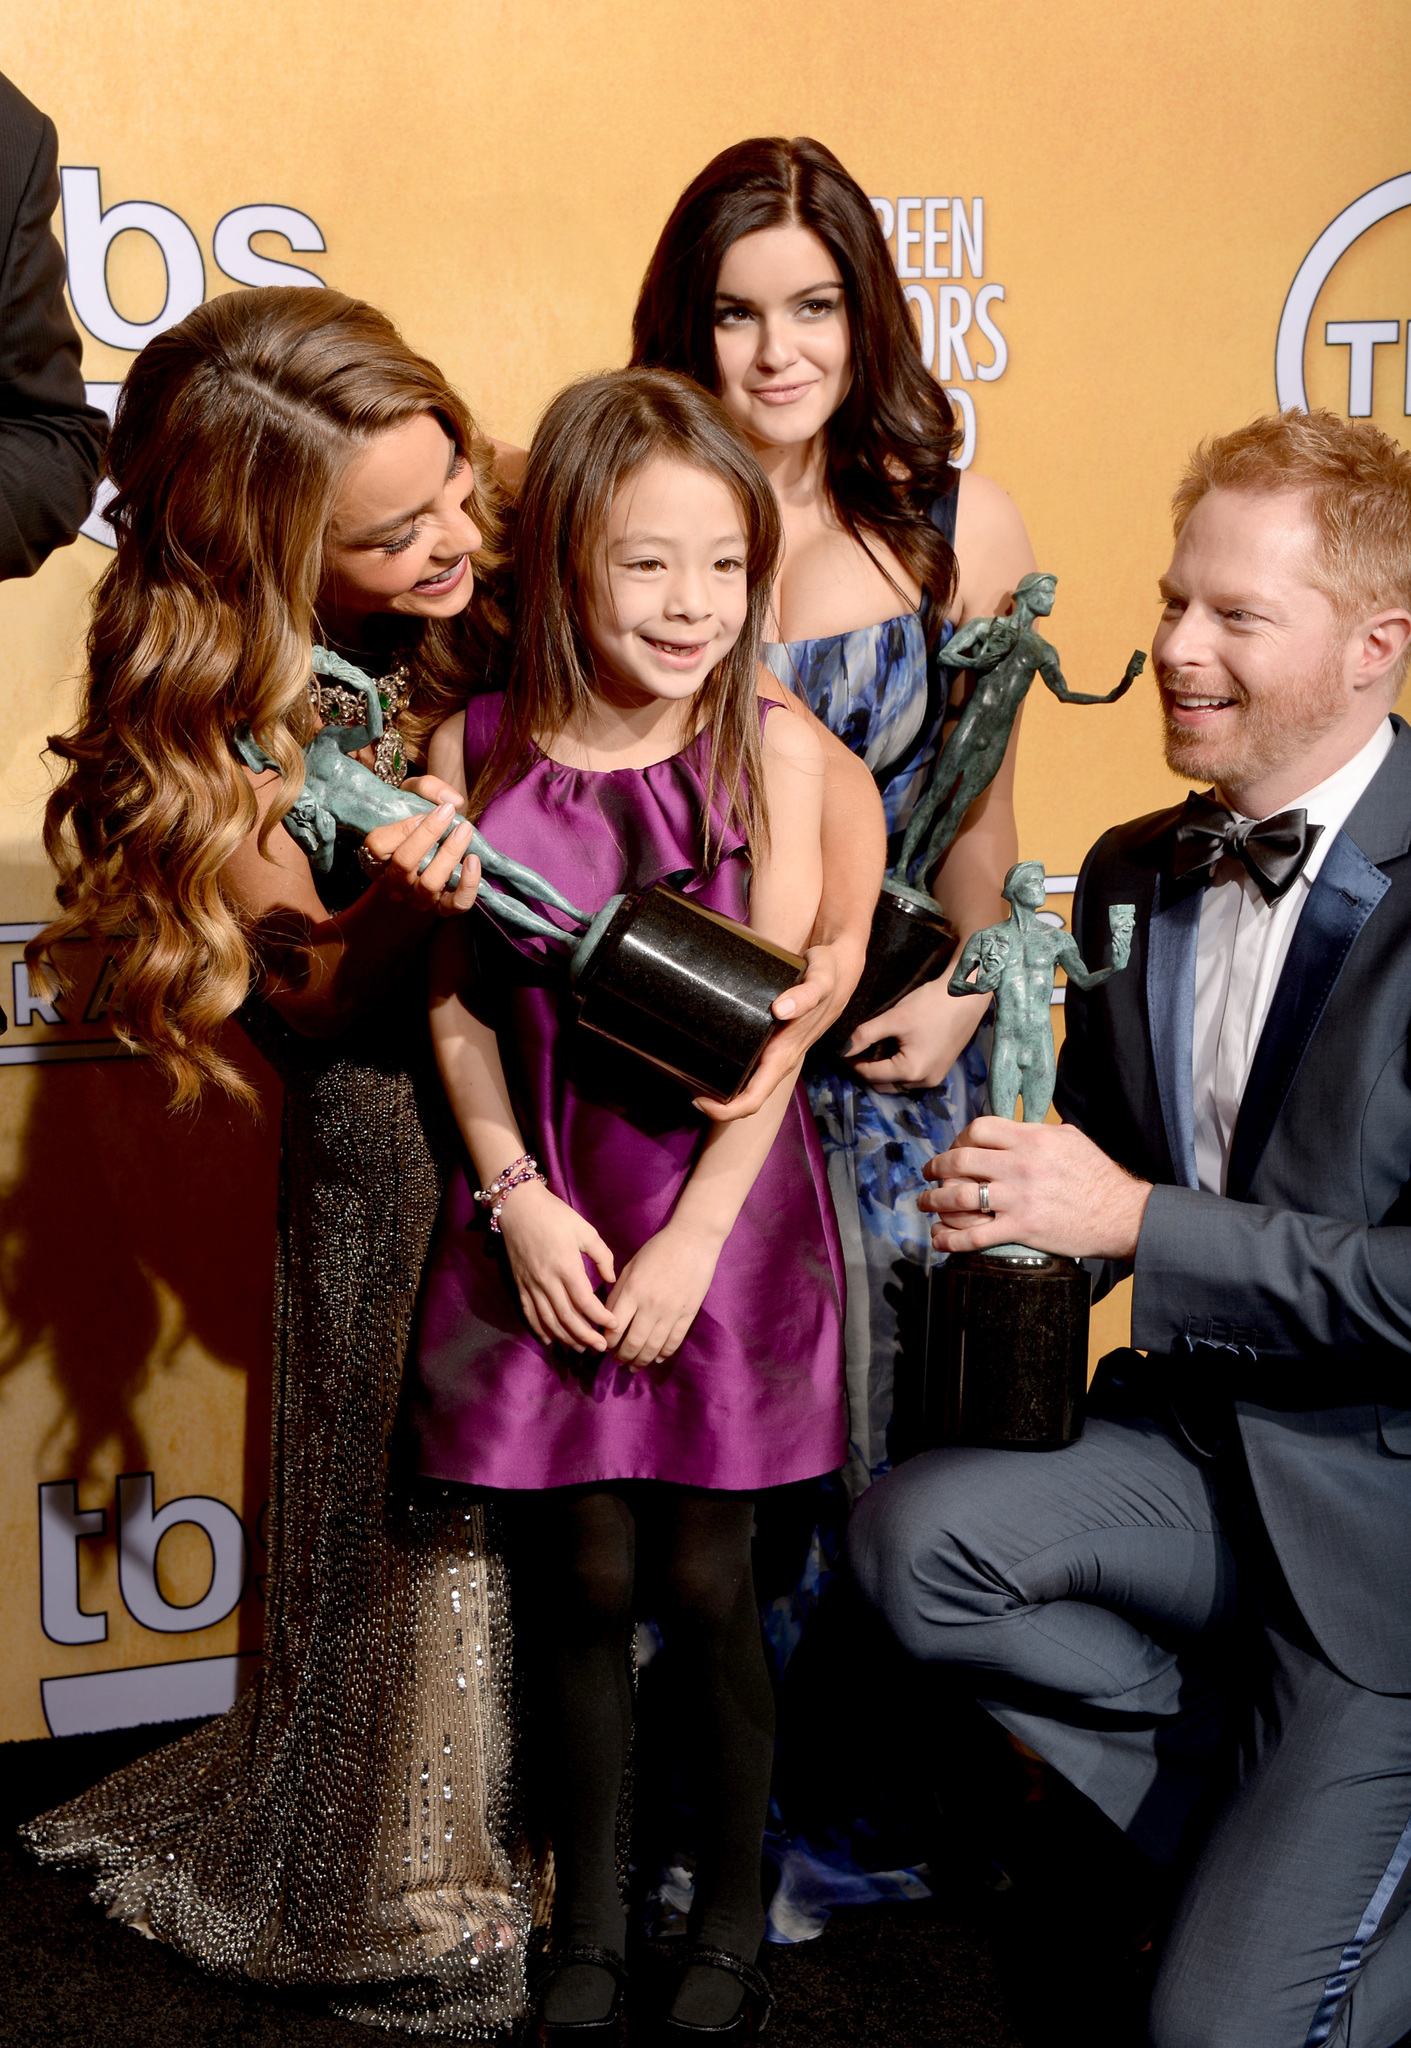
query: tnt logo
[{"left": 1276, "top": 172, "right": 1411, "bottom": 423}]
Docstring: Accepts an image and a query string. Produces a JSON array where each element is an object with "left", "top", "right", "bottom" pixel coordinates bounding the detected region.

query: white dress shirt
[{"left": 1191, "top": 718, "right": 1395, "bottom": 1196}]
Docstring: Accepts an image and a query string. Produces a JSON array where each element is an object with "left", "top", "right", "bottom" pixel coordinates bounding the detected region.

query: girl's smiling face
[
  {"left": 712, "top": 223, "right": 852, "bottom": 454},
  {"left": 586, "top": 457, "right": 750, "bottom": 709},
  {"left": 321, "top": 411, "right": 481, "bottom": 627}
]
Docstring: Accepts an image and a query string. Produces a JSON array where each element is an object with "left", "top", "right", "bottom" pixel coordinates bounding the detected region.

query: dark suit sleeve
[
  {"left": 1133, "top": 1187, "right": 1411, "bottom": 1367},
  {"left": 1056, "top": 797, "right": 1411, "bottom": 1372},
  {"left": 0, "top": 88, "right": 107, "bottom": 579}
]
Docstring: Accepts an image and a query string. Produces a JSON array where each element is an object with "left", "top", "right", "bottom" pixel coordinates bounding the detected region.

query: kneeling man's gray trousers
[{"left": 849, "top": 1416, "right": 1411, "bottom": 2048}]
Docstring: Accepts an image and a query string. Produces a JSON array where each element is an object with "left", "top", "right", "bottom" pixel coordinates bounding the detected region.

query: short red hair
[{"left": 1173, "top": 412, "right": 1411, "bottom": 667}]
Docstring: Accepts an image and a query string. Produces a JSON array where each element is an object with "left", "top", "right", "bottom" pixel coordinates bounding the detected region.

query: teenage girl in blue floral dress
[
  {"left": 632, "top": 135, "right": 1038, "bottom": 1500},
  {"left": 631, "top": 135, "right": 1041, "bottom": 1930}
]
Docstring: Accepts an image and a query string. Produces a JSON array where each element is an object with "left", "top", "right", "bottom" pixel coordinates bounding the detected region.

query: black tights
[{"left": 510, "top": 1484, "right": 773, "bottom": 2025}]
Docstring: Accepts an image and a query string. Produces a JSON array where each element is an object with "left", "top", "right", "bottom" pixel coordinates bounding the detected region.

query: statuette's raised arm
[
  {"left": 1054, "top": 903, "right": 1136, "bottom": 991},
  {"left": 1036, "top": 636, "right": 1146, "bottom": 707}
]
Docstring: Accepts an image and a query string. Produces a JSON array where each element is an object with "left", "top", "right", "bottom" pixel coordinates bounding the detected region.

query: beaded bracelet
[{"left": 474, "top": 1152, "right": 547, "bottom": 1233}]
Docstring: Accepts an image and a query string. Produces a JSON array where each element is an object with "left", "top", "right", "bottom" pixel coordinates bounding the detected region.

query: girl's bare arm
[
  {"left": 740, "top": 700, "right": 826, "bottom": 950},
  {"left": 950, "top": 470, "right": 1038, "bottom": 625},
  {"left": 701, "top": 668, "right": 883, "bottom": 1120},
  {"left": 849, "top": 470, "right": 1037, "bottom": 1091},
  {"left": 428, "top": 916, "right": 618, "bottom": 1352}
]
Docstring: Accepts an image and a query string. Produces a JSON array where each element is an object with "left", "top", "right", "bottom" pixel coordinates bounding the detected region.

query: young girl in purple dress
[{"left": 411, "top": 369, "right": 847, "bottom": 2044}]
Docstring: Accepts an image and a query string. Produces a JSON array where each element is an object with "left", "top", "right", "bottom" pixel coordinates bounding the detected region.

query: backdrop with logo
[{"left": 0, "top": 0, "right": 1406, "bottom": 1743}]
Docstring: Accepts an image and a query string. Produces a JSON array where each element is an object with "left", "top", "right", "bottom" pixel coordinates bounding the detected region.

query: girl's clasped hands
[{"left": 494, "top": 1180, "right": 730, "bottom": 1369}]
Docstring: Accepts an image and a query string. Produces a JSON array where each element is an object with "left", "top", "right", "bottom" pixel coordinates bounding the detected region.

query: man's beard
[{"left": 1160, "top": 653, "right": 1347, "bottom": 798}]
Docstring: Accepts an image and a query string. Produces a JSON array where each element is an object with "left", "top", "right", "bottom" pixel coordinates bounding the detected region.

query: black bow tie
[{"left": 1172, "top": 791, "right": 1324, "bottom": 902}]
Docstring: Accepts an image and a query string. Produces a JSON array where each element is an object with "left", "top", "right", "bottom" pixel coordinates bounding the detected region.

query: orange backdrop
[{"left": 0, "top": 0, "right": 1407, "bottom": 1740}]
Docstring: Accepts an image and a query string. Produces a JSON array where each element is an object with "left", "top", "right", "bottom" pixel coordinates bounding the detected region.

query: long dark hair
[
  {"left": 467, "top": 368, "right": 782, "bottom": 865},
  {"left": 630, "top": 135, "right": 960, "bottom": 636}
]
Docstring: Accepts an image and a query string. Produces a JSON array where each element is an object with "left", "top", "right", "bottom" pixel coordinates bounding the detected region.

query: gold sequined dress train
[{"left": 23, "top": 996, "right": 539, "bottom": 2038}]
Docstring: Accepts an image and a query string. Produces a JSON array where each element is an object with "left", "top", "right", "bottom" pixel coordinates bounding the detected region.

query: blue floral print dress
[
  {"left": 753, "top": 507, "right": 995, "bottom": 1933},
  {"left": 745, "top": 489, "right": 993, "bottom": 1943},
  {"left": 762, "top": 597, "right": 989, "bottom": 1497}
]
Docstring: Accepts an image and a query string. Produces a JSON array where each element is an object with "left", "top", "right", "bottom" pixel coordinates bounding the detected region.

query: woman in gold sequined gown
[{"left": 22, "top": 290, "right": 542, "bottom": 2038}]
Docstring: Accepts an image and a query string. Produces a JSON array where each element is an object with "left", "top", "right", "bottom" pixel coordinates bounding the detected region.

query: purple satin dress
[{"left": 411, "top": 694, "right": 847, "bottom": 1494}]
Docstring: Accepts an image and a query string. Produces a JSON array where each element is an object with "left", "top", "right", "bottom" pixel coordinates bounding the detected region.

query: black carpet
[{"left": 0, "top": 1722, "right": 1039, "bottom": 2047}]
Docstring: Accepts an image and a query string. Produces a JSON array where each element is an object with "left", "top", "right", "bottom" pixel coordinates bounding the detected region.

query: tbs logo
[{"left": 59, "top": 169, "right": 328, "bottom": 547}]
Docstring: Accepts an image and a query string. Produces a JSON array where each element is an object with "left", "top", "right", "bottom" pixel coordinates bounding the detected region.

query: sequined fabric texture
[{"left": 23, "top": 989, "right": 540, "bottom": 2037}]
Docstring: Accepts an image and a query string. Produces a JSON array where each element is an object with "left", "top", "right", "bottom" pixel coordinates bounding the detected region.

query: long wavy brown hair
[
  {"left": 631, "top": 135, "right": 961, "bottom": 639},
  {"left": 467, "top": 368, "right": 782, "bottom": 865},
  {"left": 31, "top": 286, "right": 506, "bottom": 1106}
]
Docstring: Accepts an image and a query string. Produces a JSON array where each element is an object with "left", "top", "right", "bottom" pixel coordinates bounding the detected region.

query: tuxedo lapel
[
  {"left": 1225, "top": 831, "right": 1391, "bottom": 1200},
  {"left": 1145, "top": 869, "right": 1202, "bottom": 1191}
]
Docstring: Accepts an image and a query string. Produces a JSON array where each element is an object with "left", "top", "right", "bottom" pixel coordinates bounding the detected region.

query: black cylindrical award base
[
  {"left": 922, "top": 1247, "right": 1089, "bottom": 1451},
  {"left": 573, "top": 882, "right": 806, "bottom": 1102},
  {"left": 826, "top": 885, "right": 957, "bottom": 1056}
]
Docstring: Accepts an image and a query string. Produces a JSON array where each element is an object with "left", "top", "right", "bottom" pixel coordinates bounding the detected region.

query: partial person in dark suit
[
  {"left": 0, "top": 71, "right": 106, "bottom": 579},
  {"left": 850, "top": 410, "right": 1411, "bottom": 2047}
]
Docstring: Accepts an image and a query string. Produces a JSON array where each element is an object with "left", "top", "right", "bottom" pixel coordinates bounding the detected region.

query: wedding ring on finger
[
  {"left": 977, "top": 1182, "right": 993, "bottom": 1215},
  {"left": 356, "top": 841, "right": 392, "bottom": 878}
]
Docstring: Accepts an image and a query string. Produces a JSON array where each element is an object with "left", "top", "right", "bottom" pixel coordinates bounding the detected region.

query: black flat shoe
[
  {"left": 657, "top": 1945, "right": 774, "bottom": 2043},
  {"left": 529, "top": 1942, "right": 629, "bottom": 2045}
]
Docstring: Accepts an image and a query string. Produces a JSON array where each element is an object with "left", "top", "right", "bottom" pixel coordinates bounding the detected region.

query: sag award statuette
[
  {"left": 919, "top": 860, "right": 1135, "bottom": 1452},
  {"left": 235, "top": 651, "right": 804, "bottom": 1101},
  {"left": 828, "top": 573, "right": 1144, "bottom": 1055}
]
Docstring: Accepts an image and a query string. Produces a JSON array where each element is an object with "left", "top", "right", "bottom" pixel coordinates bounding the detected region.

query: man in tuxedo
[
  {"left": 0, "top": 71, "right": 106, "bottom": 579},
  {"left": 850, "top": 409, "right": 1411, "bottom": 2047}
]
